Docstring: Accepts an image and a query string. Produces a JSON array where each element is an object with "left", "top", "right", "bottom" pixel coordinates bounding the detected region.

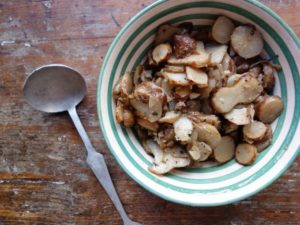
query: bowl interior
[{"left": 98, "top": 0, "right": 300, "bottom": 206}]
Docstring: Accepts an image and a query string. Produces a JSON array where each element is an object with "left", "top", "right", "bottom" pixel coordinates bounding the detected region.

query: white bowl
[{"left": 97, "top": 0, "right": 300, "bottom": 206}]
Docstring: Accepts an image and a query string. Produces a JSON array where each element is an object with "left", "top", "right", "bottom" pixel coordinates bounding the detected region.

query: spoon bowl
[{"left": 23, "top": 64, "right": 86, "bottom": 113}]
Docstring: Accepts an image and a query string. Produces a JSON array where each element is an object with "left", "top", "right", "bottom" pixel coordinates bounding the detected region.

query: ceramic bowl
[{"left": 97, "top": 0, "right": 300, "bottom": 206}]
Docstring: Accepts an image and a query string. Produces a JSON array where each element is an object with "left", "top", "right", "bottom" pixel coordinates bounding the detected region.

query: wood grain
[{"left": 0, "top": 0, "right": 299, "bottom": 224}]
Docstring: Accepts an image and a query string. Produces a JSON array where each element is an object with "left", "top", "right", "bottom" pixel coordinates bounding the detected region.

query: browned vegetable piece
[
  {"left": 236, "top": 63, "right": 250, "bottom": 74},
  {"left": 159, "top": 111, "right": 181, "bottom": 123},
  {"left": 155, "top": 24, "right": 181, "bottom": 44},
  {"left": 152, "top": 43, "right": 172, "bottom": 64},
  {"left": 174, "top": 86, "right": 191, "bottom": 100},
  {"left": 123, "top": 109, "right": 135, "bottom": 128},
  {"left": 167, "top": 42, "right": 210, "bottom": 68},
  {"left": 212, "top": 16, "right": 235, "bottom": 44},
  {"left": 235, "top": 143, "right": 257, "bottom": 165},
  {"left": 214, "top": 136, "right": 235, "bottom": 163},
  {"left": 255, "top": 125, "right": 273, "bottom": 152},
  {"left": 188, "top": 141, "right": 212, "bottom": 162},
  {"left": 149, "top": 146, "right": 191, "bottom": 175},
  {"left": 130, "top": 98, "right": 149, "bottom": 119},
  {"left": 249, "top": 66, "right": 262, "bottom": 77},
  {"left": 243, "top": 120, "right": 267, "bottom": 143},
  {"left": 173, "top": 34, "right": 197, "bottom": 58},
  {"left": 262, "top": 64, "right": 275, "bottom": 93},
  {"left": 206, "top": 44, "right": 228, "bottom": 66},
  {"left": 133, "top": 64, "right": 144, "bottom": 85},
  {"left": 256, "top": 96, "right": 283, "bottom": 123},
  {"left": 115, "top": 101, "right": 124, "bottom": 123},
  {"left": 231, "top": 26, "right": 264, "bottom": 59},
  {"left": 194, "top": 122, "right": 222, "bottom": 148},
  {"left": 160, "top": 71, "right": 190, "bottom": 86},
  {"left": 137, "top": 118, "right": 159, "bottom": 132},
  {"left": 222, "top": 54, "right": 236, "bottom": 73},
  {"left": 147, "top": 51, "right": 156, "bottom": 67},
  {"left": 174, "top": 116, "right": 193, "bottom": 143},
  {"left": 186, "top": 66, "right": 208, "bottom": 87},
  {"left": 164, "top": 65, "right": 185, "bottom": 73},
  {"left": 188, "top": 111, "right": 221, "bottom": 130},
  {"left": 212, "top": 75, "right": 263, "bottom": 113},
  {"left": 224, "top": 105, "right": 255, "bottom": 125}
]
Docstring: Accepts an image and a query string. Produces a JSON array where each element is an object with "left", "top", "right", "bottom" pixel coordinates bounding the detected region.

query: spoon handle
[{"left": 68, "top": 107, "right": 137, "bottom": 225}]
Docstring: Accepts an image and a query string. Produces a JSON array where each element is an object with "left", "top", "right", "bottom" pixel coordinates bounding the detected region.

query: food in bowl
[{"left": 113, "top": 15, "right": 284, "bottom": 175}]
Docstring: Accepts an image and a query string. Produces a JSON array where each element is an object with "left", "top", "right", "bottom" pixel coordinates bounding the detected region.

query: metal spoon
[{"left": 23, "top": 64, "right": 141, "bottom": 225}]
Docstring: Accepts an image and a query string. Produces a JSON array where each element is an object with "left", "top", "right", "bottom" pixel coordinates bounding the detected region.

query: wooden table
[{"left": 0, "top": 0, "right": 299, "bottom": 224}]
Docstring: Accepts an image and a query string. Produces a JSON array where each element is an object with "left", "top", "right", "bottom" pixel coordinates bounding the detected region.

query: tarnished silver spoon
[{"left": 23, "top": 64, "right": 141, "bottom": 225}]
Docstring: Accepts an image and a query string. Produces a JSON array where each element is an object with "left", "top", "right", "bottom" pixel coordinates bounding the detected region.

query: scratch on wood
[{"left": 111, "top": 13, "right": 121, "bottom": 29}]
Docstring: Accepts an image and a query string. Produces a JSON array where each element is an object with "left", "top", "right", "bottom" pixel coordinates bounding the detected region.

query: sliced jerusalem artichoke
[
  {"left": 255, "top": 139, "right": 272, "bottom": 153},
  {"left": 161, "top": 79, "right": 173, "bottom": 102},
  {"left": 113, "top": 78, "right": 122, "bottom": 97},
  {"left": 262, "top": 64, "right": 275, "bottom": 93},
  {"left": 188, "top": 112, "right": 221, "bottom": 130},
  {"left": 212, "top": 16, "right": 235, "bottom": 44},
  {"left": 148, "top": 95, "right": 164, "bottom": 122},
  {"left": 115, "top": 101, "right": 124, "bottom": 123},
  {"left": 231, "top": 25, "right": 264, "bottom": 59},
  {"left": 226, "top": 74, "right": 243, "bottom": 87},
  {"left": 133, "top": 64, "right": 144, "bottom": 85},
  {"left": 159, "top": 111, "right": 181, "bottom": 123},
  {"left": 194, "top": 122, "right": 222, "bottom": 148},
  {"left": 160, "top": 71, "right": 190, "bottom": 86},
  {"left": 188, "top": 141, "right": 212, "bottom": 162},
  {"left": 186, "top": 66, "right": 208, "bottom": 87},
  {"left": 173, "top": 34, "right": 197, "bottom": 58},
  {"left": 224, "top": 105, "right": 255, "bottom": 125},
  {"left": 133, "top": 81, "right": 165, "bottom": 122},
  {"left": 152, "top": 43, "right": 172, "bottom": 64},
  {"left": 147, "top": 51, "right": 156, "bottom": 67},
  {"left": 149, "top": 146, "right": 191, "bottom": 175},
  {"left": 167, "top": 51, "right": 210, "bottom": 68},
  {"left": 144, "top": 139, "right": 164, "bottom": 164},
  {"left": 235, "top": 143, "right": 257, "bottom": 165},
  {"left": 194, "top": 41, "right": 206, "bottom": 55},
  {"left": 137, "top": 118, "right": 159, "bottom": 132},
  {"left": 123, "top": 109, "right": 135, "bottom": 128},
  {"left": 222, "top": 54, "right": 236, "bottom": 73},
  {"left": 130, "top": 98, "right": 150, "bottom": 119},
  {"left": 206, "top": 44, "right": 228, "bottom": 66},
  {"left": 174, "top": 86, "right": 191, "bottom": 100},
  {"left": 212, "top": 75, "right": 263, "bottom": 113},
  {"left": 164, "top": 65, "right": 185, "bottom": 73},
  {"left": 155, "top": 24, "right": 181, "bottom": 44},
  {"left": 174, "top": 116, "right": 193, "bottom": 143},
  {"left": 214, "top": 136, "right": 236, "bottom": 163},
  {"left": 189, "top": 93, "right": 201, "bottom": 99},
  {"left": 119, "top": 72, "right": 133, "bottom": 97},
  {"left": 256, "top": 96, "right": 283, "bottom": 123},
  {"left": 243, "top": 120, "right": 267, "bottom": 143},
  {"left": 255, "top": 125, "right": 273, "bottom": 152}
]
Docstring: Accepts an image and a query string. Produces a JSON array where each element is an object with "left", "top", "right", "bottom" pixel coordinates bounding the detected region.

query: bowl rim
[{"left": 97, "top": 0, "right": 300, "bottom": 206}]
